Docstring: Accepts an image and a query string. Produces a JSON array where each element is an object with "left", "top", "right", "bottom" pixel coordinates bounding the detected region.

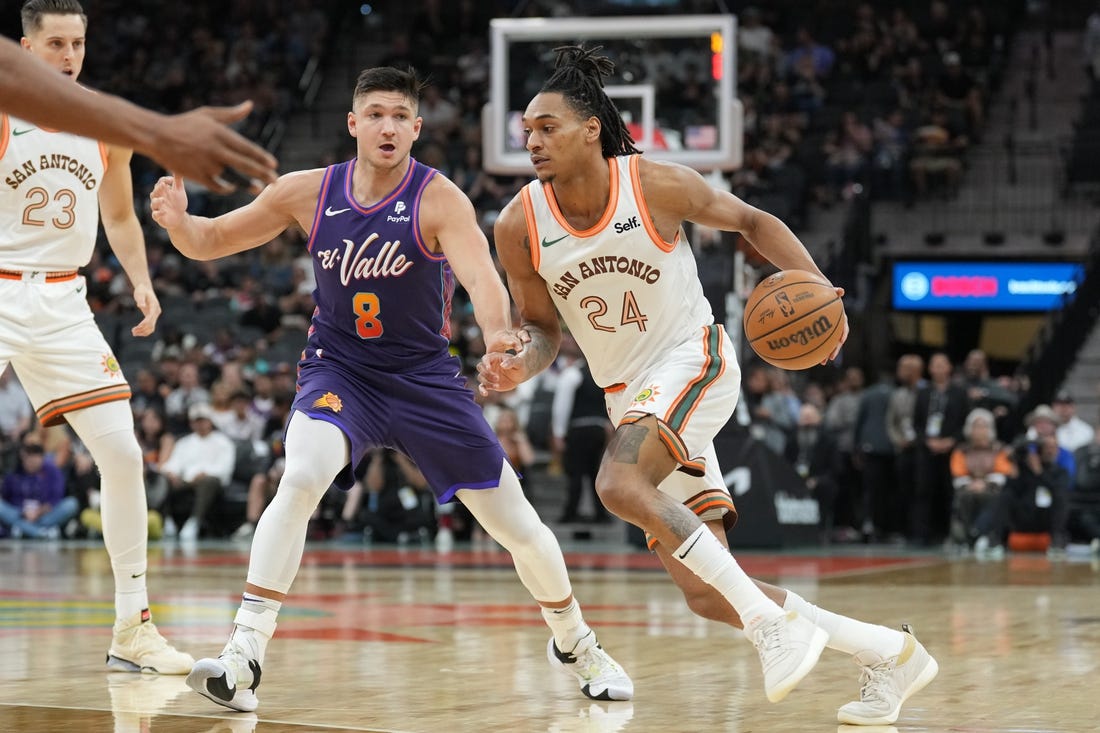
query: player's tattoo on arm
[
  {"left": 607, "top": 424, "right": 648, "bottom": 465},
  {"left": 519, "top": 324, "right": 559, "bottom": 375}
]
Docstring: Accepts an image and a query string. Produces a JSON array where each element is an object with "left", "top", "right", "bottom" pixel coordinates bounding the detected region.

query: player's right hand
[
  {"left": 149, "top": 175, "right": 188, "bottom": 230},
  {"left": 154, "top": 101, "right": 278, "bottom": 194}
]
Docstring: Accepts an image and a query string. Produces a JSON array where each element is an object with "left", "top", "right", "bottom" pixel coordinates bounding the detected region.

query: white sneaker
[
  {"left": 435, "top": 526, "right": 454, "bottom": 553},
  {"left": 186, "top": 645, "right": 262, "bottom": 712},
  {"left": 179, "top": 518, "right": 200, "bottom": 542},
  {"left": 1091, "top": 538, "right": 1100, "bottom": 555},
  {"left": 108, "top": 609, "right": 195, "bottom": 674},
  {"left": 837, "top": 625, "right": 939, "bottom": 725},
  {"left": 231, "top": 522, "right": 256, "bottom": 541},
  {"left": 748, "top": 611, "right": 828, "bottom": 703},
  {"left": 547, "top": 631, "right": 634, "bottom": 701},
  {"left": 163, "top": 517, "right": 178, "bottom": 539}
]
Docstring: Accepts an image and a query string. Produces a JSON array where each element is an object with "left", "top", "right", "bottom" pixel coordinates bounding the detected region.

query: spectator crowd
[{"left": 5, "top": 0, "right": 1097, "bottom": 557}]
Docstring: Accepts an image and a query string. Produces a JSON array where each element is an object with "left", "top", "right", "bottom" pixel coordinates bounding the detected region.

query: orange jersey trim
[
  {"left": 543, "top": 157, "right": 619, "bottom": 237},
  {"left": 0, "top": 114, "right": 9, "bottom": 162},
  {"left": 628, "top": 155, "right": 678, "bottom": 253},
  {"left": 36, "top": 384, "right": 132, "bottom": 427},
  {"left": 98, "top": 141, "right": 109, "bottom": 172},
  {"left": 0, "top": 270, "right": 78, "bottom": 282},
  {"left": 620, "top": 411, "right": 706, "bottom": 476},
  {"left": 520, "top": 186, "right": 541, "bottom": 271}
]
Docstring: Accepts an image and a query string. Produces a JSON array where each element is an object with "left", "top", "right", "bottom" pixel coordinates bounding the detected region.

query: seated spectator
[
  {"left": 230, "top": 424, "right": 286, "bottom": 542},
  {"left": 0, "top": 437, "right": 78, "bottom": 540},
  {"left": 163, "top": 361, "right": 211, "bottom": 435},
  {"left": 159, "top": 403, "right": 236, "bottom": 541},
  {"left": 935, "top": 51, "right": 984, "bottom": 136},
  {"left": 1053, "top": 391, "right": 1094, "bottom": 452},
  {"left": 1025, "top": 404, "right": 1076, "bottom": 486},
  {"left": 213, "top": 389, "right": 266, "bottom": 443},
  {"left": 996, "top": 434, "right": 1070, "bottom": 554},
  {"left": 948, "top": 408, "right": 1011, "bottom": 552},
  {"left": 345, "top": 449, "right": 436, "bottom": 545},
  {"left": 136, "top": 408, "right": 175, "bottom": 515},
  {"left": 909, "top": 107, "right": 967, "bottom": 199},
  {"left": 0, "top": 370, "right": 33, "bottom": 473}
]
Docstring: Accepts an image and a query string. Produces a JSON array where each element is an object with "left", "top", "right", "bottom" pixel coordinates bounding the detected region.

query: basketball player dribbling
[
  {"left": 150, "top": 66, "right": 633, "bottom": 712},
  {"left": 477, "top": 46, "right": 937, "bottom": 724},
  {"left": 2, "top": 0, "right": 193, "bottom": 674}
]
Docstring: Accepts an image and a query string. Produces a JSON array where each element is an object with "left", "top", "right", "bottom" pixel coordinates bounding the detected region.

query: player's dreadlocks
[{"left": 540, "top": 45, "right": 641, "bottom": 158}]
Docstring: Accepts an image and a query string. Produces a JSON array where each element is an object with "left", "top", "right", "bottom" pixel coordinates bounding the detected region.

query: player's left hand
[
  {"left": 477, "top": 328, "right": 530, "bottom": 396},
  {"left": 131, "top": 283, "right": 161, "bottom": 337},
  {"left": 823, "top": 286, "right": 848, "bottom": 364}
]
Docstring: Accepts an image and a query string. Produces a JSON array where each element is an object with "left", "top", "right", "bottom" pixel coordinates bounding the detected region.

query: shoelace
[
  {"left": 752, "top": 619, "right": 786, "bottom": 666},
  {"left": 575, "top": 646, "right": 624, "bottom": 681},
  {"left": 857, "top": 658, "right": 898, "bottom": 703},
  {"left": 129, "top": 622, "right": 172, "bottom": 652}
]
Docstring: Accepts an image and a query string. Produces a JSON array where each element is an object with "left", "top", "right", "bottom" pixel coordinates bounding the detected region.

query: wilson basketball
[{"left": 742, "top": 270, "right": 845, "bottom": 370}]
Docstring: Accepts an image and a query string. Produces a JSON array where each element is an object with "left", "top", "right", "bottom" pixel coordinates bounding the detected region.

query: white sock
[
  {"left": 673, "top": 526, "right": 783, "bottom": 633},
  {"left": 112, "top": 560, "right": 149, "bottom": 621},
  {"left": 783, "top": 590, "right": 903, "bottom": 656},
  {"left": 115, "top": 589, "right": 149, "bottom": 621},
  {"left": 541, "top": 598, "right": 591, "bottom": 650}
]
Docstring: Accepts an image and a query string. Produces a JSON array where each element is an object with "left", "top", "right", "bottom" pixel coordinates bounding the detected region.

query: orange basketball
[{"left": 742, "top": 270, "right": 845, "bottom": 370}]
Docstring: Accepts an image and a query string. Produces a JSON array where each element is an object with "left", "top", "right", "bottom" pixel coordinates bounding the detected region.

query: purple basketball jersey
[{"left": 291, "top": 158, "right": 510, "bottom": 500}]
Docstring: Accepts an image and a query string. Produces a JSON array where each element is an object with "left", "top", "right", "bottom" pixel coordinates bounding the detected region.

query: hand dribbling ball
[{"left": 742, "top": 270, "right": 844, "bottom": 370}]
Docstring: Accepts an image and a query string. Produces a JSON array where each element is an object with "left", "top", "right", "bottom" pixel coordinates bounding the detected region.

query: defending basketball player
[
  {"left": 2, "top": 0, "right": 193, "bottom": 673},
  {"left": 150, "top": 66, "right": 632, "bottom": 712},
  {"left": 478, "top": 46, "right": 937, "bottom": 724}
]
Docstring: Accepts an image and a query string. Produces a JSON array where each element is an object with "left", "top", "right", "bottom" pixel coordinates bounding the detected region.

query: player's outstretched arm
[
  {"left": 0, "top": 37, "right": 277, "bottom": 193},
  {"left": 150, "top": 172, "right": 305, "bottom": 261}
]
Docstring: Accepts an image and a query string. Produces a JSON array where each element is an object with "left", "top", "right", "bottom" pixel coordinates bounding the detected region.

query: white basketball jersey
[
  {"left": 522, "top": 155, "right": 714, "bottom": 387},
  {"left": 0, "top": 113, "right": 107, "bottom": 271}
]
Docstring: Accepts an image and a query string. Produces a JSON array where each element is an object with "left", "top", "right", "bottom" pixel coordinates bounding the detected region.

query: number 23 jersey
[
  {"left": 0, "top": 113, "right": 107, "bottom": 271},
  {"left": 520, "top": 154, "right": 714, "bottom": 388}
]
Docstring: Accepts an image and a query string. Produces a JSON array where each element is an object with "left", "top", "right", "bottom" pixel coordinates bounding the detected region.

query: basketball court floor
[{"left": 0, "top": 537, "right": 1097, "bottom": 733}]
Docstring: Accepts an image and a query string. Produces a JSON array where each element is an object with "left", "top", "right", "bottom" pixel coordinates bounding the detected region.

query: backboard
[{"left": 483, "top": 14, "right": 742, "bottom": 175}]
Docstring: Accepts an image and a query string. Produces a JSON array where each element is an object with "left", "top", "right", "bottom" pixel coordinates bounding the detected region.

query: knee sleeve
[
  {"left": 67, "top": 402, "right": 146, "bottom": 564},
  {"left": 245, "top": 412, "right": 349, "bottom": 594}
]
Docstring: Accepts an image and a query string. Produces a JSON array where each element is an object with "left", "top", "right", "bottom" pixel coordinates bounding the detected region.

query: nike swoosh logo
[
  {"left": 541, "top": 234, "right": 568, "bottom": 248},
  {"left": 676, "top": 532, "right": 704, "bottom": 559},
  {"left": 75, "top": 284, "right": 85, "bottom": 293},
  {"left": 324, "top": 206, "right": 351, "bottom": 217},
  {"left": 130, "top": 571, "right": 145, "bottom": 578},
  {"left": 13, "top": 128, "right": 35, "bottom": 136}
]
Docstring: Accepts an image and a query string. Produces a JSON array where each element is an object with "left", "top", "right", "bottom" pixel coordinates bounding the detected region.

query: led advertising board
[{"left": 892, "top": 261, "right": 1082, "bottom": 311}]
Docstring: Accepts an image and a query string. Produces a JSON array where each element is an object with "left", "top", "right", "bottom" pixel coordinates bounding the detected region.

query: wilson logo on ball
[{"left": 765, "top": 314, "right": 835, "bottom": 351}]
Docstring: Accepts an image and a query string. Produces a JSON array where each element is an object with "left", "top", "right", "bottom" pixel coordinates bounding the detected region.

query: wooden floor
[{"left": 1, "top": 538, "right": 1098, "bottom": 733}]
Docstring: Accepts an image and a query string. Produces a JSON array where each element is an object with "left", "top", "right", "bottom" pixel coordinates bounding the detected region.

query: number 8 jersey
[
  {"left": 0, "top": 114, "right": 108, "bottom": 271},
  {"left": 520, "top": 154, "right": 714, "bottom": 388}
]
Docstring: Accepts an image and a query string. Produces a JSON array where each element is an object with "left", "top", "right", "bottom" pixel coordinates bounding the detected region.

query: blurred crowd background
[{"left": 2, "top": 0, "right": 1099, "bottom": 558}]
